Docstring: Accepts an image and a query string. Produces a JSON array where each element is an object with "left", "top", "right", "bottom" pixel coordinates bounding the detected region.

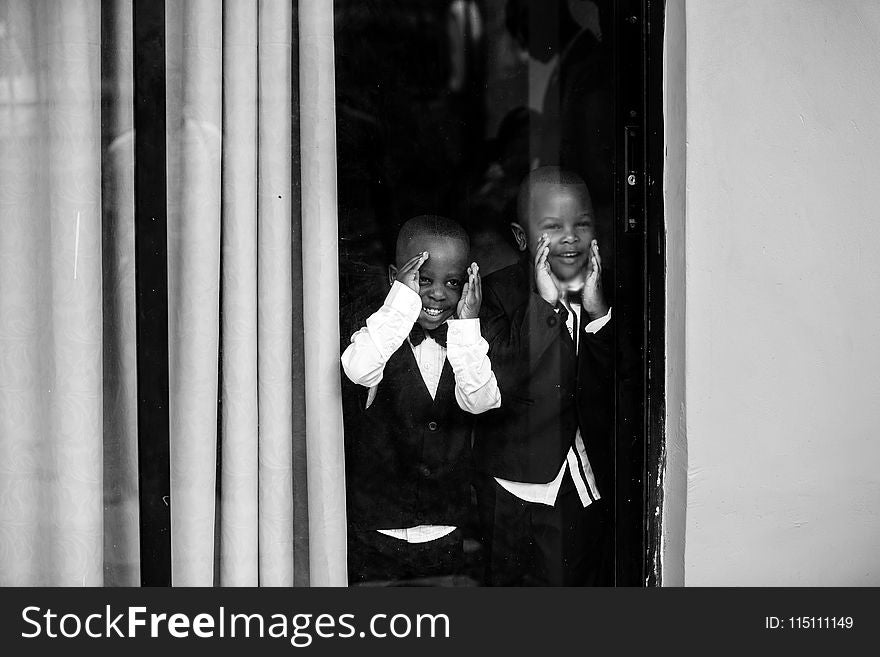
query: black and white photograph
[{"left": 1, "top": 0, "right": 879, "bottom": 625}]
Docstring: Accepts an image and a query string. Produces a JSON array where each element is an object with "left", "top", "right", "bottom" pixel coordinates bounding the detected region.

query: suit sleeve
[
  {"left": 480, "top": 275, "right": 566, "bottom": 394},
  {"left": 579, "top": 307, "right": 614, "bottom": 374},
  {"left": 577, "top": 309, "right": 616, "bottom": 452}
]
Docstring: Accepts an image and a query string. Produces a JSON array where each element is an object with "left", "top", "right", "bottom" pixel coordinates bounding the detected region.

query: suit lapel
[{"left": 559, "top": 303, "right": 577, "bottom": 356}]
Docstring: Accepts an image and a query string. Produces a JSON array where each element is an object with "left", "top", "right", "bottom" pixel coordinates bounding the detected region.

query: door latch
[{"left": 624, "top": 124, "right": 643, "bottom": 233}]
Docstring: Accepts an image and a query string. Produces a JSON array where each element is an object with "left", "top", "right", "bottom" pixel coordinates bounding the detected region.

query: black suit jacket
[{"left": 474, "top": 260, "right": 614, "bottom": 492}]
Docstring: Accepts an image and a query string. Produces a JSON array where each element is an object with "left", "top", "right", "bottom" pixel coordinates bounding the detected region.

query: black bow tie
[
  {"left": 564, "top": 289, "right": 583, "bottom": 305},
  {"left": 409, "top": 322, "right": 448, "bottom": 347}
]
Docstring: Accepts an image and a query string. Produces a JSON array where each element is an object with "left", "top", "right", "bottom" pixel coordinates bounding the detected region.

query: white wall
[
  {"left": 661, "top": 0, "right": 687, "bottom": 587},
  {"left": 665, "top": 0, "right": 880, "bottom": 585}
]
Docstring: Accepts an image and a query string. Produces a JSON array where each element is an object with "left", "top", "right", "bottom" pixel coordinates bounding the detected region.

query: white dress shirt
[
  {"left": 494, "top": 302, "right": 612, "bottom": 508},
  {"left": 341, "top": 281, "right": 502, "bottom": 543}
]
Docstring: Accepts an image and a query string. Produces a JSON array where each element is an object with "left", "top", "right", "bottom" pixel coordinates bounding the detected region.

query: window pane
[{"left": 335, "top": 0, "right": 617, "bottom": 587}]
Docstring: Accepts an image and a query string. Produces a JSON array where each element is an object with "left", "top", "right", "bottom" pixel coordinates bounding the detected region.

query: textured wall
[{"left": 672, "top": 0, "right": 880, "bottom": 585}]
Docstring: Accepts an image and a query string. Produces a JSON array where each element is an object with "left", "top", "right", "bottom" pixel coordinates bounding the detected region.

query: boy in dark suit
[
  {"left": 476, "top": 166, "right": 613, "bottom": 586},
  {"left": 341, "top": 215, "right": 501, "bottom": 584}
]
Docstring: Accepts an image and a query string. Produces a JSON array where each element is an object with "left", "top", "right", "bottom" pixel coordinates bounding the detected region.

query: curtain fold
[
  {"left": 256, "top": 0, "right": 295, "bottom": 587},
  {"left": 166, "top": 0, "right": 299, "bottom": 587},
  {"left": 1, "top": 0, "right": 347, "bottom": 587},
  {"left": 101, "top": 0, "right": 139, "bottom": 587},
  {"left": 299, "top": 0, "right": 348, "bottom": 587},
  {"left": 166, "top": 0, "right": 224, "bottom": 586},
  {"left": 0, "top": 0, "right": 104, "bottom": 586},
  {"left": 219, "top": 0, "right": 260, "bottom": 587}
]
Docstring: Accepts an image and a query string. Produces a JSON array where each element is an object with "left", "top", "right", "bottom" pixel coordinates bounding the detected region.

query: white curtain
[
  {"left": 299, "top": 0, "right": 347, "bottom": 588},
  {"left": 0, "top": 0, "right": 105, "bottom": 587},
  {"left": 0, "top": 0, "right": 348, "bottom": 587}
]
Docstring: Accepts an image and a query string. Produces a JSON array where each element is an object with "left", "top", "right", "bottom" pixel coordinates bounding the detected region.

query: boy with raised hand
[
  {"left": 341, "top": 215, "right": 500, "bottom": 584},
  {"left": 476, "top": 166, "right": 614, "bottom": 586}
]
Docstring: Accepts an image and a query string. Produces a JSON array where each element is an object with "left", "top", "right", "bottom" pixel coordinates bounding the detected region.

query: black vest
[{"left": 343, "top": 342, "right": 474, "bottom": 531}]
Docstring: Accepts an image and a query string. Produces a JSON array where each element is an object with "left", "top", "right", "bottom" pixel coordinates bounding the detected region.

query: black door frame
[
  {"left": 612, "top": 0, "right": 666, "bottom": 586},
  {"left": 643, "top": 0, "right": 668, "bottom": 588}
]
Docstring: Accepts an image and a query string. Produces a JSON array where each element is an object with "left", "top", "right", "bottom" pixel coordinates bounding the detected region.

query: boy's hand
[
  {"left": 456, "top": 263, "right": 482, "bottom": 320},
  {"left": 581, "top": 240, "right": 609, "bottom": 320},
  {"left": 396, "top": 251, "right": 428, "bottom": 294},
  {"left": 534, "top": 234, "right": 561, "bottom": 306}
]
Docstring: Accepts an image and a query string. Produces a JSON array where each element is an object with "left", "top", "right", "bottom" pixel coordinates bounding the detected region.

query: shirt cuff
[
  {"left": 446, "top": 318, "right": 481, "bottom": 346},
  {"left": 385, "top": 280, "right": 423, "bottom": 320},
  {"left": 584, "top": 307, "right": 612, "bottom": 334}
]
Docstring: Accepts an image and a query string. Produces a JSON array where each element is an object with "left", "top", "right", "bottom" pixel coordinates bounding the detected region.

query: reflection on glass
[
  {"left": 335, "top": 0, "right": 615, "bottom": 586},
  {"left": 0, "top": 0, "right": 138, "bottom": 586}
]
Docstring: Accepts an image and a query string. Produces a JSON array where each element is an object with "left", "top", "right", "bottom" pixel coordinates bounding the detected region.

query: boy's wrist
[
  {"left": 534, "top": 287, "right": 560, "bottom": 306},
  {"left": 457, "top": 305, "right": 480, "bottom": 320},
  {"left": 585, "top": 302, "right": 609, "bottom": 321},
  {"left": 584, "top": 307, "right": 612, "bottom": 334},
  {"left": 532, "top": 292, "right": 559, "bottom": 314}
]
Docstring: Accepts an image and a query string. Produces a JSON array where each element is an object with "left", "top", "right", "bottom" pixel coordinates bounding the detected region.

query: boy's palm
[
  {"left": 534, "top": 235, "right": 560, "bottom": 305},
  {"left": 396, "top": 251, "right": 428, "bottom": 293},
  {"left": 457, "top": 263, "right": 482, "bottom": 320},
  {"left": 581, "top": 240, "right": 608, "bottom": 320}
]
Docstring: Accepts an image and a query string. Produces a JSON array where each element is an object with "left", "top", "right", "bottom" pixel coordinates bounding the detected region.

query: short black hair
[
  {"left": 516, "top": 166, "right": 591, "bottom": 223},
  {"left": 395, "top": 215, "right": 470, "bottom": 263}
]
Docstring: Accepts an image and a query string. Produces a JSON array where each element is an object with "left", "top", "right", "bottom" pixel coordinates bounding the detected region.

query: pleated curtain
[
  {"left": 0, "top": 0, "right": 105, "bottom": 587},
  {"left": 0, "top": 0, "right": 347, "bottom": 587}
]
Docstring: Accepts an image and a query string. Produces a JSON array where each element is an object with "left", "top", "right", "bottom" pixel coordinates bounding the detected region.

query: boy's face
[
  {"left": 512, "top": 182, "right": 596, "bottom": 284},
  {"left": 390, "top": 235, "right": 469, "bottom": 330}
]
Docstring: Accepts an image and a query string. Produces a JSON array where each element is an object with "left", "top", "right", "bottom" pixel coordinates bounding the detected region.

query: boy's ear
[
  {"left": 510, "top": 223, "right": 528, "bottom": 252},
  {"left": 388, "top": 264, "right": 398, "bottom": 288}
]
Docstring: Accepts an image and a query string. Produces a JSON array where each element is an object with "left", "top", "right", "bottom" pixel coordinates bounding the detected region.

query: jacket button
[
  {"left": 419, "top": 465, "right": 431, "bottom": 477},
  {"left": 547, "top": 315, "right": 558, "bottom": 327},
  {"left": 427, "top": 421, "right": 439, "bottom": 431}
]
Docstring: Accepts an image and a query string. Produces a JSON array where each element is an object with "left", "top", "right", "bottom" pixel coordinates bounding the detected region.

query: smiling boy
[
  {"left": 476, "top": 167, "right": 614, "bottom": 586},
  {"left": 341, "top": 215, "right": 501, "bottom": 584}
]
